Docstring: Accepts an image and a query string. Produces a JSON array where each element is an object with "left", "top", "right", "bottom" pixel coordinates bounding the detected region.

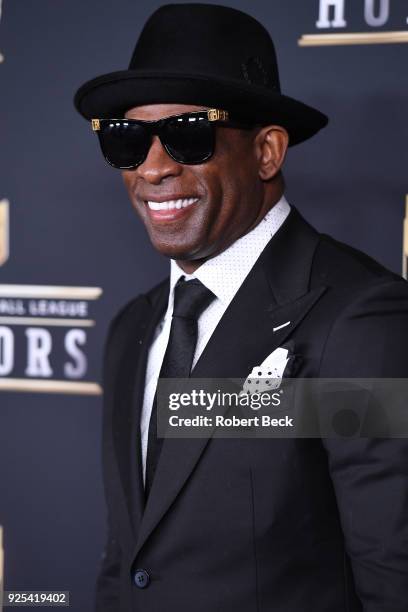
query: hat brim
[{"left": 74, "top": 70, "right": 328, "bottom": 146}]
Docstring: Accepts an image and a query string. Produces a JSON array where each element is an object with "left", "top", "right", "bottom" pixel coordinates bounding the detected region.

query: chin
[{"left": 151, "top": 239, "right": 206, "bottom": 262}]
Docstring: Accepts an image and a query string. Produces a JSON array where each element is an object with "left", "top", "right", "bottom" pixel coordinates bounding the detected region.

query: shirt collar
[{"left": 169, "top": 194, "right": 291, "bottom": 306}]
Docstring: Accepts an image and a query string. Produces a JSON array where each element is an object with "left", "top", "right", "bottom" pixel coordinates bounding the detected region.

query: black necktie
[{"left": 145, "top": 277, "right": 215, "bottom": 498}]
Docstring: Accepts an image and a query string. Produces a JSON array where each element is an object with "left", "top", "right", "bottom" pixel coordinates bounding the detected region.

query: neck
[
  {"left": 175, "top": 189, "right": 285, "bottom": 274},
  {"left": 175, "top": 258, "right": 205, "bottom": 274}
]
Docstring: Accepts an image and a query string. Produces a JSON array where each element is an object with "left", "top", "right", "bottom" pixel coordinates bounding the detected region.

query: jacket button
[{"left": 133, "top": 569, "right": 150, "bottom": 589}]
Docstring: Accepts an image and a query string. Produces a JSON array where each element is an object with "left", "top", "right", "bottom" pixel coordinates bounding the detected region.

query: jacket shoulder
[
  {"left": 312, "top": 233, "right": 401, "bottom": 288},
  {"left": 106, "top": 276, "right": 169, "bottom": 342}
]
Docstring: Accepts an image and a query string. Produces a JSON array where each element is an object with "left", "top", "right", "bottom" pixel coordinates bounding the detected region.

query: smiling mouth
[{"left": 146, "top": 197, "right": 199, "bottom": 211}]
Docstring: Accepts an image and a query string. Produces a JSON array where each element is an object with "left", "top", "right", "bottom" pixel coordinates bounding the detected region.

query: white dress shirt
[{"left": 140, "top": 195, "right": 291, "bottom": 483}]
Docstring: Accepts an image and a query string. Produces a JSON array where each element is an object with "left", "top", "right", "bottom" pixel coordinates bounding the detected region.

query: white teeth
[{"left": 147, "top": 197, "right": 199, "bottom": 211}]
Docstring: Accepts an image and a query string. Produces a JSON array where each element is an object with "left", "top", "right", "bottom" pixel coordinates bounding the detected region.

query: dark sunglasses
[{"left": 91, "top": 108, "right": 253, "bottom": 169}]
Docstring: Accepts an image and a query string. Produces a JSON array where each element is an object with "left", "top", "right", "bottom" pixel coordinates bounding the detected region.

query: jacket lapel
[
  {"left": 133, "top": 207, "right": 327, "bottom": 556},
  {"left": 110, "top": 283, "right": 168, "bottom": 537}
]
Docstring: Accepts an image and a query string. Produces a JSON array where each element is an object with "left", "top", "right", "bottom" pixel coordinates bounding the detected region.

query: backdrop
[{"left": 0, "top": 1, "right": 407, "bottom": 610}]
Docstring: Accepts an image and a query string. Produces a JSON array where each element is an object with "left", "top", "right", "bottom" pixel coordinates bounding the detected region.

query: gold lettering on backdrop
[{"left": 0, "top": 200, "right": 9, "bottom": 266}]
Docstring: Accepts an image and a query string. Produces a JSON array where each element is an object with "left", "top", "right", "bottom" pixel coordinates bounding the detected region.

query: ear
[{"left": 255, "top": 125, "right": 289, "bottom": 181}]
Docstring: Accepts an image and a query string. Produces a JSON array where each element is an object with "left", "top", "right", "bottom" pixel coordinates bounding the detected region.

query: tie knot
[{"left": 173, "top": 278, "right": 215, "bottom": 320}]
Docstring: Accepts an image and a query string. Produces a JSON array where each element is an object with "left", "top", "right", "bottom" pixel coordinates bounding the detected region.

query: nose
[{"left": 136, "top": 135, "right": 182, "bottom": 184}]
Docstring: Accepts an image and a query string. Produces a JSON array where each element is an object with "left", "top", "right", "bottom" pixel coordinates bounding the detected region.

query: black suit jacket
[{"left": 96, "top": 208, "right": 408, "bottom": 611}]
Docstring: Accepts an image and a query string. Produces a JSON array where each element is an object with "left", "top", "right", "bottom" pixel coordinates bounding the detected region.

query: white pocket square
[{"left": 241, "top": 347, "right": 290, "bottom": 394}]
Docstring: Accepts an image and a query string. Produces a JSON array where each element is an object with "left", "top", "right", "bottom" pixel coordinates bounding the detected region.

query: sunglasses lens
[
  {"left": 162, "top": 116, "right": 215, "bottom": 164},
  {"left": 98, "top": 121, "right": 150, "bottom": 169}
]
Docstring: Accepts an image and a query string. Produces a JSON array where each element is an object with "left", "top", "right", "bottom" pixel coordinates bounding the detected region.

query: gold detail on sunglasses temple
[
  {"left": 90, "top": 109, "right": 229, "bottom": 130},
  {"left": 207, "top": 109, "right": 229, "bottom": 121}
]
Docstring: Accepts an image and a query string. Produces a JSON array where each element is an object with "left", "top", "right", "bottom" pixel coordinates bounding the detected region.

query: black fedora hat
[{"left": 74, "top": 3, "right": 328, "bottom": 146}]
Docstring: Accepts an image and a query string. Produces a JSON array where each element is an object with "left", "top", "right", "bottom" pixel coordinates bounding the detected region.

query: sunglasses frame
[{"left": 91, "top": 108, "right": 253, "bottom": 169}]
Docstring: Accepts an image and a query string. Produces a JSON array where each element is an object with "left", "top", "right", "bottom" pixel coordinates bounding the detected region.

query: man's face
[{"left": 121, "top": 103, "right": 272, "bottom": 266}]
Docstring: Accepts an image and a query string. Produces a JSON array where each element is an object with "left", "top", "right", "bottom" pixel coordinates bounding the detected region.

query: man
[{"left": 74, "top": 4, "right": 408, "bottom": 611}]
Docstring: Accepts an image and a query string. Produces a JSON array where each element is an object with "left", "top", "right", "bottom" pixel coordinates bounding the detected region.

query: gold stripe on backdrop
[
  {"left": 0, "top": 379, "right": 102, "bottom": 395},
  {"left": 0, "top": 317, "right": 95, "bottom": 327},
  {"left": 0, "top": 286, "right": 102, "bottom": 299},
  {"left": 298, "top": 31, "right": 408, "bottom": 46}
]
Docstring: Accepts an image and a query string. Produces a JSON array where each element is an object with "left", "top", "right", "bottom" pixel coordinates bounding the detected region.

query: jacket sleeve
[
  {"left": 94, "top": 303, "right": 133, "bottom": 612},
  {"left": 319, "top": 278, "right": 408, "bottom": 610},
  {"left": 94, "top": 516, "right": 122, "bottom": 612}
]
